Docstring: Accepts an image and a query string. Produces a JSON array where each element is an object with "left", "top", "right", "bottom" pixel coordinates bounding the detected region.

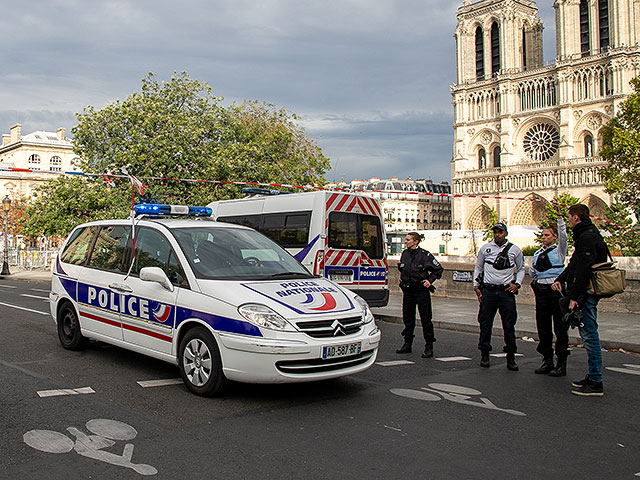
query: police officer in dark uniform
[{"left": 396, "top": 232, "right": 443, "bottom": 358}]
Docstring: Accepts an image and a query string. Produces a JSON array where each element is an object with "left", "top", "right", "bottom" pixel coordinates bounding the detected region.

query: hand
[
  {"left": 569, "top": 299, "right": 578, "bottom": 311},
  {"left": 551, "top": 281, "right": 562, "bottom": 292},
  {"left": 422, "top": 279, "right": 431, "bottom": 289},
  {"left": 506, "top": 283, "right": 520, "bottom": 294},
  {"left": 474, "top": 287, "right": 482, "bottom": 303},
  {"left": 551, "top": 200, "right": 562, "bottom": 216}
]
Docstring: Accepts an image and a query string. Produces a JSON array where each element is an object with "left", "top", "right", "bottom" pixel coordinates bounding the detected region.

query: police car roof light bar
[{"left": 134, "top": 203, "right": 212, "bottom": 217}]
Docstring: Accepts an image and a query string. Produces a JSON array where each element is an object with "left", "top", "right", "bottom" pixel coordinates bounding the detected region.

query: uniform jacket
[
  {"left": 530, "top": 218, "right": 568, "bottom": 283},
  {"left": 398, "top": 247, "right": 443, "bottom": 285},
  {"left": 473, "top": 240, "right": 525, "bottom": 287},
  {"left": 555, "top": 219, "right": 608, "bottom": 300}
]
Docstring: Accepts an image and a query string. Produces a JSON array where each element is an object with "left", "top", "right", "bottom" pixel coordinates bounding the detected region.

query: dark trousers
[
  {"left": 532, "top": 283, "right": 569, "bottom": 358},
  {"left": 477, "top": 288, "right": 517, "bottom": 353},
  {"left": 401, "top": 285, "right": 435, "bottom": 345}
]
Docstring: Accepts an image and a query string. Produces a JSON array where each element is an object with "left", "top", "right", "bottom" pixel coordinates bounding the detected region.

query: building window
[
  {"left": 580, "top": 0, "right": 590, "bottom": 57},
  {"left": 523, "top": 123, "right": 560, "bottom": 162},
  {"left": 522, "top": 27, "right": 527, "bottom": 70},
  {"left": 491, "top": 22, "right": 500, "bottom": 76},
  {"left": 599, "top": 0, "right": 609, "bottom": 51},
  {"left": 28, "top": 154, "right": 41, "bottom": 170},
  {"left": 584, "top": 134, "right": 594, "bottom": 157},
  {"left": 50, "top": 156, "right": 62, "bottom": 172},
  {"left": 475, "top": 26, "right": 484, "bottom": 81},
  {"left": 493, "top": 146, "right": 501, "bottom": 168},
  {"left": 478, "top": 148, "right": 486, "bottom": 169}
]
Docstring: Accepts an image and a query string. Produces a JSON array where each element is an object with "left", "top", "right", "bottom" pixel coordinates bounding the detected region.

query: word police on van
[
  {"left": 50, "top": 203, "right": 380, "bottom": 396},
  {"left": 208, "top": 190, "right": 389, "bottom": 307}
]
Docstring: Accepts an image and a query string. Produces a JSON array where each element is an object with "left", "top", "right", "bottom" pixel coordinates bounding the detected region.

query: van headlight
[
  {"left": 354, "top": 295, "right": 375, "bottom": 324},
  {"left": 238, "top": 304, "right": 295, "bottom": 331}
]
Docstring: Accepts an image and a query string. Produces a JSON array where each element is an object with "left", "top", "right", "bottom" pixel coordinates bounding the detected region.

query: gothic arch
[
  {"left": 580, "top": 194, "right": 608, "bottom": 220},
  {"left": 510, "top": 194, "right": 548, "bottom": 226},
  {"left": 573, "top": 110, "right": 608, "bottom": 152},
  {"left": 466, "top": 203, "right": 492, "bottom": 230}
]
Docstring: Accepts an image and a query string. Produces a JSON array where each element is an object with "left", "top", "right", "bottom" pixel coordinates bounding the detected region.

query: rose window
[{"left": 523, "top": 123, "right": 560, "bottom": 162}]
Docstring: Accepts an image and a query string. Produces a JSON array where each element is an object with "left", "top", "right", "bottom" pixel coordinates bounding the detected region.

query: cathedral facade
[{"left": 451, "top": 0, "right": 640, "bottom": 229}]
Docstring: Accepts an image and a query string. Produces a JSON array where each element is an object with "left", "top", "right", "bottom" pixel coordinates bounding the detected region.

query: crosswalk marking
[
  {"left": 490, "top": 353, "right": 524, "bottom": 358},
  {"left": 436, "top": 356, "right": 472, "bottom": 362},
  {"left": 37, "top": 387, "right": 95, "bottom": 398},
  {"left": 376, "top": 360, "right": 415, "bottom": 367},
  {"left": 137, "top": 378, "right": 183, "bottom": 388}
]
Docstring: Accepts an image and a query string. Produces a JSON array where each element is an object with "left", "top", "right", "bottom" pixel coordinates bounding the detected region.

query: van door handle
[
  {"left": 362, "top": 262, "right": 371, "bottom": 267},
  {"left": 108, "top": 283, "right": 133, "bottom": 293}
]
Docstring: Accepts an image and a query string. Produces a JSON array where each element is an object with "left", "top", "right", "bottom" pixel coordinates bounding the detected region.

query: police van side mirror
[{"left": 139, "top": 267, "right": 174, "bottom": 292}]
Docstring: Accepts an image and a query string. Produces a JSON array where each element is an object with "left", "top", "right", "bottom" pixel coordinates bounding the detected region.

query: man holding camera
[
  {"left": 552, "top": 204, "right": 609, "bottom": 397},
  {"left": 396, "top": 232, "right": 443, "bottom": 358},
  {"left": 473, "top": 223, "right": 525, "bottom": 370}
]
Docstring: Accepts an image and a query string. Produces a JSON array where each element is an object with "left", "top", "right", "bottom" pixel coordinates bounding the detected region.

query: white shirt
[{"left": 473, "top": 240, "right": 525, "bottom": 288}]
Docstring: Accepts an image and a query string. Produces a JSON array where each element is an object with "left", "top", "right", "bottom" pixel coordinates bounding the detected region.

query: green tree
[
  {"left": 23, "top": 72, "right": 330, "bottom": 236},
  {"left": 536, "top": 193, "right": 580, "bottom": 248},
  {"left": 482, "top": 208, "right": 500, "bottom": 241},
  {"left": 600, "top": 76, "right": 640, "bottom": 223},
  {"left": 600, "top": 202, "right": 640, "bottom": 256}
]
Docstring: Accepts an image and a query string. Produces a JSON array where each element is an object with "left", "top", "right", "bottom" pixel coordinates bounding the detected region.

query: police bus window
[
  {"left": 60, "top": 226, "right": 100, "bottom": 265},
  {"left": 86, "top": 226, "right": 130, "bottom": 272}
]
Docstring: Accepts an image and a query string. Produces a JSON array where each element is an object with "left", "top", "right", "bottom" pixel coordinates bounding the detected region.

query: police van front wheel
[
  {"left": 57, "top": 303, "right": 89, "bottom": 350},
  {"left": 178, "top": 327, "right": 227, "bottom": 397}
]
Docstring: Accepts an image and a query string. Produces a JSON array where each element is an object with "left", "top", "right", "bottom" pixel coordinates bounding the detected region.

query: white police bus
[
  {"left": 50, "top": 204, "right": 381, "bottom": 396},
  {"left": 208, "top": 190, "right": 389, "bottom": 307}
]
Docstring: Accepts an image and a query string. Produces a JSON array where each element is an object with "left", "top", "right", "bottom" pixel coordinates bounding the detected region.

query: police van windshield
[{"left": 171, "top": 227, "right": 313, "bottom": 280}]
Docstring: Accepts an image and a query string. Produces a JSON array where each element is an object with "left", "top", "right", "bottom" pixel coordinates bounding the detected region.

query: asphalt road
[{"left": 1, "top": 280, "right": 639, "bottom": 479}]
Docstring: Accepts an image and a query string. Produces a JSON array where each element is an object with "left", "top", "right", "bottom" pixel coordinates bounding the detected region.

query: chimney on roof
[
  {"left": 56, "top": 128, "right": 65, "bottom": 140},
  {"left": 10, "top": 124, "right": 22, "bottom": 143},
  {"left": 2, "top": 135, "right": 10, "bottom": 146}
]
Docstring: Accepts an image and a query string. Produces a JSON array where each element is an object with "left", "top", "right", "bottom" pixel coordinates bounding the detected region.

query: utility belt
[
  {"left": 482, "top": 283, "right": 510, "bottom": 291},
  {"left": 400, "top": 280, "right": 436, "bottom": 293}
]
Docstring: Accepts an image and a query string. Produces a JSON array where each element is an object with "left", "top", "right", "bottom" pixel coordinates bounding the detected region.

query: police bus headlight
[
  {"left": 238, "top": 304, "right": 295, "bottom": 331},
  {"left": 354, "top": 295, "right": 375, "bottom": 324}
]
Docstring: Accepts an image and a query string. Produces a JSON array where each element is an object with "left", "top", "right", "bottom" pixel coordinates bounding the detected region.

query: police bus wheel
[
  {"left": 178, "top": 327, "right": 227, "bottom": 397},
  {"left": 57, "top": 303, "right": 89, "bottom": 350}
]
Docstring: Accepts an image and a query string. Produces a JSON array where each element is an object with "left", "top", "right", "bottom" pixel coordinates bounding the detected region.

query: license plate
[
  {"left": 329, "top": 271, "right": 353, "bottom": 283},
  {"left": 322, "top": 342, "right": 361, "bottom": 359}
]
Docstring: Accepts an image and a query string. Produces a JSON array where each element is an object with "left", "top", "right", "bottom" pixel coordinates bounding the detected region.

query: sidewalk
[
  {"left": 0, "top": 268, "right": 53, "bottom": 284},
  {"left": 372, "top": 293, "right": 640, "bottom": 354}
]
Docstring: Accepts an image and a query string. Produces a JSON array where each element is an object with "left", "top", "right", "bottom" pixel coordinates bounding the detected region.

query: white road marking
[
  {"left": 0, "top": 301, "right": 48, "bottom": 315},
  {"left": 436, "top": 356, "right": 472, "bottom": 362},
  {"left": 137, "top": 378, "right": 183, "bottom": 388},
  {"left": 30, "top": 288, "right": 51, "bottom": 293},
  {"left": 21, "top": 293, "right": 49, "bottom": 300},
  {"left": 0, "top": 284, "right": 17, "bottom": 288},
  {"left": 606, "top": 367, "right": 640, "bottom": 376},
  {"left": 376, "top": 360, "right": 415, "bottom": 367},
  {"left": 490, "top": 353, "right": 524, "bottom": 358},
  {"left": 623, "top": 364, "right": 640, "bottom": 370},
  {"left": 37, "top": 387, "right": 95, "bottom": 398}
]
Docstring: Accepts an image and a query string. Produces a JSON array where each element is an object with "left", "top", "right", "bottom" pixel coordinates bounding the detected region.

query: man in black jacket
[
  {"left": 552, "top": 204, "right": 609, "bottom": 396},
  {"left": 396, "top": 232, "right": 443, "bottom": 358}
]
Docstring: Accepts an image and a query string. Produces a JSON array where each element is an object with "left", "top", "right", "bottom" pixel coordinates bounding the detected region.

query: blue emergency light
[{"left": 134, "top": 203, "right": 212, "bottom": 217}]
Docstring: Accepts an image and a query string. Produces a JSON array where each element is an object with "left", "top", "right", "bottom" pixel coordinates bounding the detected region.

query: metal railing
[{"left": 1, "top": 249, "right": 58, "bottom": 271}]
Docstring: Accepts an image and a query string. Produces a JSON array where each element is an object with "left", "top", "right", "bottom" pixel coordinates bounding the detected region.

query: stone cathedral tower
[{"left": 451, "top": 0, "right": 640, "bottom": 229}]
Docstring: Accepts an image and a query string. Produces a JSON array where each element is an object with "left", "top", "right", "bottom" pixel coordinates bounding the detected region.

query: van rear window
[
  {"left": 328, "top": 212, "right": 384, "bottom": 259},
  {"left": 218, "top": 212, "right": 311, "bottom": 248}
]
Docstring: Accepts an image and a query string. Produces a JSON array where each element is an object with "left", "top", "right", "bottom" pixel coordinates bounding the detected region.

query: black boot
[
  {"left": 421, "top": 343, "right": 433, "bottom": 358},
  {"left": 396, "top": 342, "right": 412, "bottom": 354},
  {"left": 535, "top": 355, "right": 554, "bottom": 374},
  {"left": 480, "top": 351, "right": 490, "bottom": 367},
  {"left": 507, "top": 353, "right": 519, "bottom": 371},
  {"left": 549, "top": 356, "right": 567, "bottom": 377}
]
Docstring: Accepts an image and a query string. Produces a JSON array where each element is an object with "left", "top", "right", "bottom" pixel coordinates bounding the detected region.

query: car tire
[
  {"left": 178, "top": 327, "right": 227, "bottom": 397},
  {"left": 57, "top": 303, "right": 89, "bottom": 350}
]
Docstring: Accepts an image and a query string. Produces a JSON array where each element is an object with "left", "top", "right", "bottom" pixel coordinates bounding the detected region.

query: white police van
[
  {"left": 208, "top": 190, "right": 389, "bottom": 307},
  {"left": 50, "top": 204, "right": 381, "bottom": 396}
]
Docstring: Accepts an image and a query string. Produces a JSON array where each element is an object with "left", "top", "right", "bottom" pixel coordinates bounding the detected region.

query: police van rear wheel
[
  {"left": 179, "top": 327, "right": 227, "bottom": 397},
  {"left": 57, "top": 303, "right": 89, "bottom": 350}
]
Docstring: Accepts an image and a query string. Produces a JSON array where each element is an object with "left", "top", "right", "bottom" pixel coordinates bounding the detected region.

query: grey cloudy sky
[{"left": 0, "top": 0, "right": 557, "bottom": 184}]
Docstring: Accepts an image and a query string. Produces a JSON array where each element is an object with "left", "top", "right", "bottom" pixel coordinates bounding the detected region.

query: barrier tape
[{"left": 1, "top": 166, "right": 638, "bottom": 235}]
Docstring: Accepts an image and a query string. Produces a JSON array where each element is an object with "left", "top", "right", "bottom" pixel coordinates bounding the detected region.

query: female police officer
[{"left": 396, "top": 232, "right": 443, "bottom": 358}]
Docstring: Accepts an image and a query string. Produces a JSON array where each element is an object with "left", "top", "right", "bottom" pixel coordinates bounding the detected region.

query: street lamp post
[
  {"left": 441, "top": 231, "right": 452, "bottom": 256},
  {"left": 1, "top": 195, "right": 11, "bottom": 276}
]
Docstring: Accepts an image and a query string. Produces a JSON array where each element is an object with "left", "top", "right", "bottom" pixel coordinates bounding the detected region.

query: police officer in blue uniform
[
  {"left": 530, "top": 209, "right": 569, "bottom": 376},
  {"left": 396, "top": 232, "right": 443, "bottom": 358}
]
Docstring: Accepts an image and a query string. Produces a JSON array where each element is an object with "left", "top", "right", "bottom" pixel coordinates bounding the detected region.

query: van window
[
  {"left": 328, "top": 212, "right": 384, "bottom": 260},
  {"left": 218, "top": 212, "right": 311, "bottom": 248},
  {"left": 60, "top": 226, "right": 100, "bottom": 265},
  {"left": 86, "top": 225, "right": 130, "bottom": 272},
  {"left": 129, "top": 227, "right": 188, "bottom": 287}
]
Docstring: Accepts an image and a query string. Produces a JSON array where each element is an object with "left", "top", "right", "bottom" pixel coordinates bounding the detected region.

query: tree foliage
[
  {"left": 600, "top": 202, "right": 640, "bottom": 256},
  {"left": 23, "top": 72, "right": 330, "bottom": 237},
  {"left": 535, "top": 192, "right": 580, "bottom": 248},
  {"left": 482, "top": 208, "right": 500, "bottom": 241}
]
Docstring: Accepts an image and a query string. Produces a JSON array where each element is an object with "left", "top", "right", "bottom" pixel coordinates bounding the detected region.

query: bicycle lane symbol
[
  {"left": 23, "top": 418, "right": 158, "bottom": 476},
  {"left": 391, "top": 383, "right": 526, "bottom": 417}
]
